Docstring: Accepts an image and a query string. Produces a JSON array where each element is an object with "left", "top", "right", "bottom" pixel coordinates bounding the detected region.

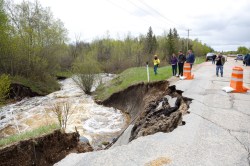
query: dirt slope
[
  {"left": 100, "top": 80, "right": 191, "bottom": 142},
  {"left": 0, "top": 130, "right": 93, "bottom": 166}
]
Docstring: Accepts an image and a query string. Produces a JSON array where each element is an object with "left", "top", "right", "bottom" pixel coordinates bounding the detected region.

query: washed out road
[{"left": 56, "top": 57, "right": 250, "bottom": 166}]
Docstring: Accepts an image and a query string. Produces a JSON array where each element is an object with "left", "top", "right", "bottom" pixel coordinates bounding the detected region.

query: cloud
[
  {"left": 12, "top": 0, "right": 250, "bottom": 51},
  {"left": 187, "top": 1, "right": 250, "bottom": 51}
]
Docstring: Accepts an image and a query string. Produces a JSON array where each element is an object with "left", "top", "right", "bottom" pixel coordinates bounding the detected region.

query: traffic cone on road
[
  {"left": 183, "top": 63, "right": 194, "bottom": 80},
  {"left": 230, "top": 66, "right": 250, "bottom": 93}
]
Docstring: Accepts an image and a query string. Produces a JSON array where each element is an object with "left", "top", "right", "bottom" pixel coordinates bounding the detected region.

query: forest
[{"left": 0, "top": 0, "right": 214, "bottom": 101}]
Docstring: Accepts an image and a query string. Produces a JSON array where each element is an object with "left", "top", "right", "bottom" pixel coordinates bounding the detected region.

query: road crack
[
  {"left": 228, "top": 130, "right": 250, "bottom": 166},
  {"left": 191, "top": 112, "right": 250, "bottom": 165},
  {"left": 193, "top": 99, "right": 250, "bottom": 117}
]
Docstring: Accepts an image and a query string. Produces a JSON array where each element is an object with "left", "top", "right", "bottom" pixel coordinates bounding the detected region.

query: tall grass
[{"left": 0, "top": 124, "right": 59, "bottom": 148}]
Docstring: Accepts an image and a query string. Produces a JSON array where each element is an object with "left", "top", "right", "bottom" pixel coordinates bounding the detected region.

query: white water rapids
[{"left": 0, "top": 74, "right": 127, "bottom": 147}]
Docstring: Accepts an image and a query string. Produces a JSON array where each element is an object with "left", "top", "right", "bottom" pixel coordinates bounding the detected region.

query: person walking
[
  {"left": 153, "top": 55, "right": 160, "bottom": 75},
  {"left": 186, "top": 50, "right": 195, "bottom": 69},
  {"left": 212, "top": 54, "right": 216, "bottom": 64},
  {"left": 177, "top": 51, "right": 186, "bottom": 76},
  {"left": 170, "top": 53, "right": 178, "bottom": 76},
  {"left": 215, "top": 53, "right": 225, "bottom": 77}
]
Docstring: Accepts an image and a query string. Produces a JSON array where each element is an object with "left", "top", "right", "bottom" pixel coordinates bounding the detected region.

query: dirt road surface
[{"left": 56, "top": 57, "right": 250, "bottom": 166}]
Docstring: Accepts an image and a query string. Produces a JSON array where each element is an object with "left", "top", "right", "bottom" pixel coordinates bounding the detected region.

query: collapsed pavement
[
  {"left": 101, "top": 80, "right": 191, "bottom": 146},
  {"left": 56, "top": 58, "right": 250, "bottom": 166}
]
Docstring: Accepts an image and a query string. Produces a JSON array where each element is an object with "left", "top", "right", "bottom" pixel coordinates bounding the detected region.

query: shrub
[
  {"left": 72, "top": 56, "right": 101, "bottom": 94},
  {"left": 0, "top": 74, "right": 11, "bottom": 102},
  {"left": 49, "top": 102, "right": 74, "bottom": 132}
]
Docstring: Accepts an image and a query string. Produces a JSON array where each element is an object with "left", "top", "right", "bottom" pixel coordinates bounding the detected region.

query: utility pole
[{"left": 187, "top": 29, "right": 191, "bottom": 52}]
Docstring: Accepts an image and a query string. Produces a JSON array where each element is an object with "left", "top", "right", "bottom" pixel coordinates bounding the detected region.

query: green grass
[
  {"left": 94, "top": 66, "right": 173, "bottom": 101},
  {"left": 195, "top": 56, "right": 206, "bottom": 64},
  {"left": 11, "top": 75, "right": 60, "bottom": 95},
  {"left": 94, "top": 58, "right": 206, "bottom": 101},
  {"left": 56, "top": 71, "right": 73, "bottom": 78},
  {"left": 0, "top": 124, "right": 59, "bottom": 148}
]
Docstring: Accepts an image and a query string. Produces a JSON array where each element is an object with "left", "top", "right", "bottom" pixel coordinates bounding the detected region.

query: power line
[
  {"left": 106, "top": 0, "right": 167, "bottom": 33},
  {"left": 126, "top": 0, "right": 181, "bottom": 33},
  {"left": 105, "top": 0, "right": 189, "bottom": 38},
  {"left": 127, "top": 0, "right": 175, "bottom": 28},
  {"left": 187, "top": 28, "right": 191, "bottom": 51},
  {"left": 137, "top": 0, "right": 187, "bottom": 30}
]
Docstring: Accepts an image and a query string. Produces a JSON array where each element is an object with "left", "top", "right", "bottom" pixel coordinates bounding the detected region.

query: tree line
[{"left": 0, "top": 0, "right": 214, "bottom": 97}]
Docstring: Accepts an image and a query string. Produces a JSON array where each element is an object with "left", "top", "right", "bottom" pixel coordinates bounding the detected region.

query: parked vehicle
[
  {"left": 206, "top": 53, "right": 216, "bottom": 61},
  {"left": 236, "top": 54, "right": 244, "bottom": 60}
]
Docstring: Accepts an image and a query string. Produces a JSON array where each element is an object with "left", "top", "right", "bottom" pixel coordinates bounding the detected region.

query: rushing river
[{"left": 0, "top": 74, "right": 127, "bottom": 147}]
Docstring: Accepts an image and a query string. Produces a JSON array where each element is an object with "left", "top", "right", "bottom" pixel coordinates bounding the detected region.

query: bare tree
[{"left": 51, "top": 102, "right": 73, "bottom": 132}]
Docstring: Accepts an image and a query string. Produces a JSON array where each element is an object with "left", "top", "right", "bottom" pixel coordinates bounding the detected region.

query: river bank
[{"left": 0, "top": 74, "right": 127, "bottom": 149}]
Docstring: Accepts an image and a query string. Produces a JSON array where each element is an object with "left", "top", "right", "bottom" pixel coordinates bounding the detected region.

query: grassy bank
[
  {"left": 195, "top": 56, "right": 206, "bottom": 64},
  {"left": 94, "top": 66, "right": 172, "bottom": 101},
  {"left": 95, "top": 57, "right": 206, "bottom": 101},
  {"left": 0, "top": 124, "right": 59, "bottom": 148},
  {"left": 56, "top": 71, "right": 73, "bottom": 78},
  {"left": 11, "top": 76, "right": 60, "bottom": 95}
]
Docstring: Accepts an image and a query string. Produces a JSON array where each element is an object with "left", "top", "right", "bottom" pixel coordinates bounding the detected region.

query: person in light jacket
[{"left": 153, "top": 55, "right": 160, "bottom": 75}]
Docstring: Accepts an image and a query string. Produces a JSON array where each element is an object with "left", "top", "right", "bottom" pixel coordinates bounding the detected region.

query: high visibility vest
[{"left": 153, "top": 59, "right": 160, "bottom": 66}]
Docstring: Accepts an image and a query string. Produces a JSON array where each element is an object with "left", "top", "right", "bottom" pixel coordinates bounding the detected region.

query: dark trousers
[
  {"left": 178, "top": 63, "right": 184, "bottom": 76},
  {"left": 172, "top": 65, "right": 177, "bottom": 76}
]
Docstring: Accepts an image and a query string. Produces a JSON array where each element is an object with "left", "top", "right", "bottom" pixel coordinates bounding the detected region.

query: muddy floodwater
[{"left": 0, "top": 74, "right": 127, "bottom": 147}]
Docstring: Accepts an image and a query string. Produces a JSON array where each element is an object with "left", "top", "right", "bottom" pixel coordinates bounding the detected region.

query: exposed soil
[
  {"left": 56, "top": 76, "right": 67, "bottom": 80},
  {"left": 0, "top": 130, "right": 93, "bottom": 166},
  {"left": 8, "top": 83, "right": 41, "bottom": 100},
  {"left": 0, "top": 80, "right": 191, "bottom": 165},
  {"left": 101, "top": 80, "right": 171, "bottom": 118},
  {"left": 129, "top": 91, "right": 191, "bottom": 141},
  {"left": 100, "top": 80, "right": 192, "bottom": 143}
]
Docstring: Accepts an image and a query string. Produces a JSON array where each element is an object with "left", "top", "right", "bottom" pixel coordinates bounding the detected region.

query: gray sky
[{"left": 14, "top": 0, "right": 250, "bottom": 51}]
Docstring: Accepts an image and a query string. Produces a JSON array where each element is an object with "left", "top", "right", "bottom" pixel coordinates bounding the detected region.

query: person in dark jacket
[
  {"left": 186, "top": 50, "right": 195, "bottom": 68},
  {"left": 212, "top": 54, "right": 216, "bottom": 64},
  {"left": 215, "top": 53, "right": 224, "bottom": 77},
  {"left": 177, "top": 51, "right": 186, "bottom": 76},
  {"left": 170, "top": 53, "right": 178, "bottom": 76},
  {"left": 244, "top": 54, "right": 250, "bottom": 66}
]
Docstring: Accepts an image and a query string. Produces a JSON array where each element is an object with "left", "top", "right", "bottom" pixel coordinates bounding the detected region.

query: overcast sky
[{"left": 14, "top": 0, "right": 250, "bottom": 51}]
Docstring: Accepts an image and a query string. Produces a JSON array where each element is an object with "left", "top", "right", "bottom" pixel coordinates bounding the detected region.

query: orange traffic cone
[
  {"left": 183, "top": 63, "right": 194, "bottom": 80},
  {"left": 230, "top": 66, "right": 249, "bottom": 93}
]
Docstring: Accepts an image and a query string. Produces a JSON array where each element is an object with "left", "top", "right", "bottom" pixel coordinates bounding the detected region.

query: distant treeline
[{"left": 0, "top": 0, "right": 214, "bottom": 94}]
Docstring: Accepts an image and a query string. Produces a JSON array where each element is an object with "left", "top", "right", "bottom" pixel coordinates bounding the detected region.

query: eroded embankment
[
  {"left": 0, "top": 130, "right": 93, "bottom": 166},
  {"left": 101, "top": 80, "right": 192, "bottom": 142},
  {"left": 9, "top": 83, "right": 41, "bottom": 100}
]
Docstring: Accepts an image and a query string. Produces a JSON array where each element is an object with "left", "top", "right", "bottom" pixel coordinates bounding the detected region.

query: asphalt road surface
[{"left": 56, "top": 57, "right": 250, "bottom": 166}]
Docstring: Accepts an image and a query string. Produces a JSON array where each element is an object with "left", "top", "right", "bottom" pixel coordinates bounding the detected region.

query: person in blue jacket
[{"left": 186, "top": 50, "right": 195, "bottom": 69}]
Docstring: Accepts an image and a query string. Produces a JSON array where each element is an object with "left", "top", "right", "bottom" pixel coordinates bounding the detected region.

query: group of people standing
[
  {"left": 153, "top": 51, "right": 250, "bottom": 79},
  {"left": 170, "top": 50, "right": 195, "bottom": 77}
]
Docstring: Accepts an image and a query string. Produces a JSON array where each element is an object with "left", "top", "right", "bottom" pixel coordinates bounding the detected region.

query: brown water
[{"left": 0, "top": 74, "right": 127, "bottom": 146}]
